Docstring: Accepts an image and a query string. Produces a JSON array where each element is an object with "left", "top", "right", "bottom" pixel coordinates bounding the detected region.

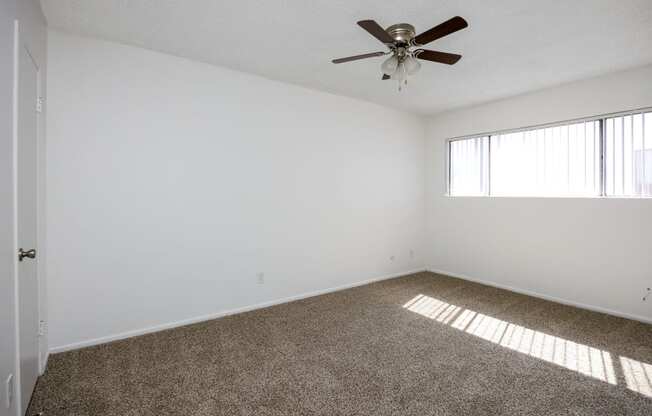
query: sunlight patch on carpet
[
  {"left": 621, "top": 356, "right": 652, "bottom": 397},
  {"left": 403, "top": 294, "right": 652, "bottom": 398}
]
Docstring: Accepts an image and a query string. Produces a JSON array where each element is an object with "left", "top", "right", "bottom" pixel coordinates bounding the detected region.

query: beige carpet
[{"left": 29, "top": 272, "right": 652, "bottom": 415}]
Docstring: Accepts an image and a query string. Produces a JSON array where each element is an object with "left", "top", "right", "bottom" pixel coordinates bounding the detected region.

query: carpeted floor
[{"left": 29, "top": 272, "right": 652, "bottom": 415}]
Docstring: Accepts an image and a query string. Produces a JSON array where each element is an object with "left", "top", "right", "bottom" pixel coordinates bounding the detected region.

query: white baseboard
[
  {"left": 50, "top": 268, "right": 426, "bottom": 354},
  {"left": 427, "top": 267, "right": 652, "bottom": 325}
]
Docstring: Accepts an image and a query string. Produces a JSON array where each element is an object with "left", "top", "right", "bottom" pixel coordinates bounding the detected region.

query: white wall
[
  {"left": 0, "top": 1, "right": 47, "bottom": 415},
  {"left": 46, "top": 31, "right": 426, "bottom": 352},
  {"left": 426, "top": 65, "right": 652, "bottom": 323}
]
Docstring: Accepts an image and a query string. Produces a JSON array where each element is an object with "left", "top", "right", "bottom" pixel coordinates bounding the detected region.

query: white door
[{"left": 17, "top": 43, "right": 40, "bottom": 414}]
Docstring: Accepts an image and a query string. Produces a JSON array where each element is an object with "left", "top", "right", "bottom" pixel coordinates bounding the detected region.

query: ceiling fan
[{"left": 332, "top": 16, "right": 468, "bottom": 90}]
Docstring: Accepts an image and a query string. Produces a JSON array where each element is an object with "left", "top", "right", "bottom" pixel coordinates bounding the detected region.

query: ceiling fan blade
[
  {"left": 332, "top": 51, "right": 386, "bottom": 64},
  {"left": 413, "top": 16, "right": 468, "bottom": 46},
  {"left": 357, "top": 20, "right": 395, "bottom": 45},
  {"left": 415, "top": 49, "right": 462, "bottom": 65},
  {"left": 382, "top": 74, "right": 390, "bottom": 80}
]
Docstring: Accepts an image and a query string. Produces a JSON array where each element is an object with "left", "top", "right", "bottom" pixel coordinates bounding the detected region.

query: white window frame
[{"left": 445, "top": 106, "right": 652, "bottom": 198}]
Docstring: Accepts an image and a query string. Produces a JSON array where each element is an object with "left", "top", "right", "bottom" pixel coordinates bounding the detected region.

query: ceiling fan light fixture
[
  {"left": 381, "top": 55, "right": 399, "bottom": 75},
  {"left": 382, "top": 53, "right": 419, "bottom": 91}
]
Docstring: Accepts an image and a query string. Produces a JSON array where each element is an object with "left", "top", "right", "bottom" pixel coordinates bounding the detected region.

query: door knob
[{"left": 18, "top": 248, "right": 36, "bottom": 262}]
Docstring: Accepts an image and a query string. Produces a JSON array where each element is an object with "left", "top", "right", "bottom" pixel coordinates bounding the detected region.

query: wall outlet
[
  {"left": 5, "top": 373, "right": 13, "bottom": 409},
  {"left": 643, "top": 288, "right": 651, "bottom": 302},
  {"left": 256, "top": 272, "right": 265, "bottom": 284},
  {"left": 390, "top": 255, "right": 395, "bottom": 262}
]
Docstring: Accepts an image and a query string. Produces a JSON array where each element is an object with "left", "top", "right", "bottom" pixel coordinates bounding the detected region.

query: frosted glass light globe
[
  {"left": 381, "top": 55, "right": 399, "bottom": 76},
  {"left": 405, "top": 55, "right": 421, "bottom": 75}
]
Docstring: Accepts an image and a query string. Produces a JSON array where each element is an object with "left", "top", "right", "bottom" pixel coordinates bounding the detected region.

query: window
[
  {"left": 449, "top": 136, "right": 488, "bottom": 196},
  {"left": 605, "top": 112, "right": 652, "bottom": 196},
  {"left": 447, "top": 109, "right": 652, "bottom": 197}
]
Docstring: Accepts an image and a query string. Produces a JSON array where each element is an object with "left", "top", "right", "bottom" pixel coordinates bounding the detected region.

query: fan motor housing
[{"left": 386, "top": 23, "right": 416, "bottom": 44}]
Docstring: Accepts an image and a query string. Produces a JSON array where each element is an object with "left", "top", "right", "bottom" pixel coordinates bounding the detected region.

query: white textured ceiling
[{"left": 41, "top": 0, "right": 652, "bottom": 115}]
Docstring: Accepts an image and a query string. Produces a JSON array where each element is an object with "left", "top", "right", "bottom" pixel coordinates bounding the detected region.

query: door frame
[{"left": 12, "top": 19, "right": 45, "bottom": 416}]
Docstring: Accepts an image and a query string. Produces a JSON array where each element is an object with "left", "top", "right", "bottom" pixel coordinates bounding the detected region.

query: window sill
[{"left": 444, "top": 194, "right": 652, "bottom": 199}]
